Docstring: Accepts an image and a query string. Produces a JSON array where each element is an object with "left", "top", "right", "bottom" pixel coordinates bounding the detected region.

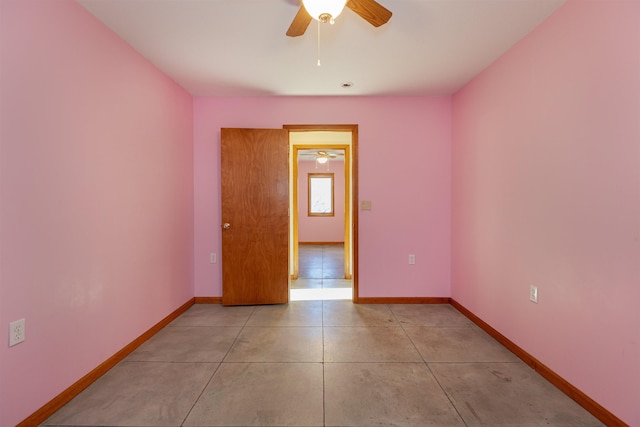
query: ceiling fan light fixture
[
  {"left": 303, "top": 0, "right": 347, "bottom": 24},
  {"left": 317, "top": 156, "right": 329, "bottom": 164}
]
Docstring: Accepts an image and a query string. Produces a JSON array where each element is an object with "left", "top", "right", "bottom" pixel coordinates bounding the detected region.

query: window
[{"left": 308, "top": 173, "right": 334, "bottom": 216}]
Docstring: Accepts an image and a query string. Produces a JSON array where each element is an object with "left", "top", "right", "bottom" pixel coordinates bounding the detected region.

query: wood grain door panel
[{"left": 221, "top": 128, "right": 289, "bottom": 305}]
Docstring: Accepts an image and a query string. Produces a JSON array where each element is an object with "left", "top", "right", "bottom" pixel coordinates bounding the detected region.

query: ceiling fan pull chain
[{"left": 317, "top": 19, "right": 321, "bottom": 66}]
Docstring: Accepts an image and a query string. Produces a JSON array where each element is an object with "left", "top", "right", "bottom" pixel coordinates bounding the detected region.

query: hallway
[{"left": 292, "top": 244, "right": 352, "bottom": 301}]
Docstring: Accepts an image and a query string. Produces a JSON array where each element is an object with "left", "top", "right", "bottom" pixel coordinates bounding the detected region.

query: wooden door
[{"left": 221, "top": 128, "right": 289, "bottom": 305}]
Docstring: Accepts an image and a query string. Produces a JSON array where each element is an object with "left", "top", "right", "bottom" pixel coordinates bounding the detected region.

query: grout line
[
  {"left": 179, "top": 306, "right": 260, "bottom": 425},
  {"left": 179, "top": 361, "right": 222, "bottom": 426},
  {"left": 389, "top": 304, "right": 469, "bottom": 426},
  {"left": 220, "top": 306, "right": 256, "bottom": 363}
]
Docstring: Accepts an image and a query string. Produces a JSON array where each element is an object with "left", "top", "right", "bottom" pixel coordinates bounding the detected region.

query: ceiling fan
[
  {"left": 316, "top": 150, "right": 338, "bottom": 164},
  {"left": 287, "top": 0, "right": 392, "bottom": 37}
]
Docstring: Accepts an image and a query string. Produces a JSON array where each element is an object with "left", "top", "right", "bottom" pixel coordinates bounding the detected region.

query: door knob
[{"left": 223, "top": 223, "right": 231, "bottom": 230}]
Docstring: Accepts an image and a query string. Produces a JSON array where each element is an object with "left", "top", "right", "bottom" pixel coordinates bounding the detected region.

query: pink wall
[
  {"left": 194, "top": 96, "right": 452, "bottom": 298},
  {"left": 451, "top": 1, "right": 640, "bottom": 425},
  {"left": 9, "top": 0, "right": 634, "bottom": 424},
  {"left": 298, "top": 160, "right": 345, "bottom": 243},
  {"left": 0, "top": 1, "right": 194, "bottom": 425}
]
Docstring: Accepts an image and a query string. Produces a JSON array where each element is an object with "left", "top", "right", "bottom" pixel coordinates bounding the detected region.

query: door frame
[
  {"left": 284, "top": 124, "right": 359, "bottom": 302},
  {"left": 293, "top": 144, "right": 350, "bottom": 278}
]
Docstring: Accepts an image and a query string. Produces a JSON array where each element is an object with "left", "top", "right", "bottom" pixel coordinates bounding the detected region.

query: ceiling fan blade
[
  {"left": 346, "top": 0, "right": 392, "bottom": 27},
  {"left": 286, "top": 6, "right": 312, "bottom": 37}
]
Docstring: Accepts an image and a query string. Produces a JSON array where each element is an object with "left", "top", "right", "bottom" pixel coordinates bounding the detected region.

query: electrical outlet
[
  {"left": 529, "top": 285, "right": 538, "bottom": 303},
  {"left": 9, "top": 319, "right": 25, "bottom": 347},
  {"left": 210, "top": 253, "right": 217, "bottom": 264},
  {"left": 408, "top": 254, "right": 416, "bottom": 265}
]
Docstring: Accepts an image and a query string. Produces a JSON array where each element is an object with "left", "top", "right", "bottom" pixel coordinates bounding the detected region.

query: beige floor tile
[
  {"left": 291, "top": 278, "right": 323, "bottom": 289},
  {"left": 42, "top": 361, "right": 217, "bottom": 426},
  {"left": 322, "top": 278, "right": 352, "bottom": 289},
  {"left": 183, "top": 362, "right": 324, "bottom": 427},
  {"left": 170, "top": 304, "right": 255, "bottom": 327},
  {"left": 42, "top": 303, "right": 608, "bottom": 427},
  {"left": 389, "top": 304, "right": 473, "bottom": 327},
  {"left": 225, "top": 326, "right": 323, "bottom": 362},
  {"left": 404, "top": 326, "right": 520, "bottom": 363},
  {"left": 323, "top": 301, "right": 398, "bottom": 326},
  {"left": 299, "top": 268, "right": 324, "bottom": 278},
  {"left": 324, "top": 362, "right": 465, "bottom": 427},
  {"left": 431, "top": 362, "right": 605, "bottom": 426},
  {"left": 246, "top": 301, "right": 323, "bottom": 326},
  {"left": 324, "top": 326, "right": 422, "bottom": 362},
  {"left": 126, "top": 326, "right": 241, "bottom": 362}
]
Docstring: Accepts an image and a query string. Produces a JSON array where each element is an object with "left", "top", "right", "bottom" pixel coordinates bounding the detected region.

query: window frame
[{"left": 307, "top": 173, "right": 335, "bottom": 217}]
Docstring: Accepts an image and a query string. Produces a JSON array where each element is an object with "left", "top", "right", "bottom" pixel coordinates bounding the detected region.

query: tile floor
[
  {"left": 292, "top": 244, "right": 352, "bottom": 301},
  {"left": 297, "top": 244, "right": 345, "bottom": 280},
  {"left": 42, "top": 302, "right": 604, "bottom": 427}
]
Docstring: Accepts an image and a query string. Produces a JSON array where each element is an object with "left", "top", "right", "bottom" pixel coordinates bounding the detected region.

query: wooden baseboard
[
  {"left": 449, "top": 299, "right": 628, "bottom": 427},
  {"left": 356, "top": 297, "right": 450, "bottom": 304},
  {"left": 194, "top": 296, "right": 222, "bottom": 304},
  {"left": 18, "top": 298, "right": 196, "bottom": 427}
]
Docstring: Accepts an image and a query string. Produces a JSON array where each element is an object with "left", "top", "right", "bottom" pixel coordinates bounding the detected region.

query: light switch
[{"left": 360, "top": 200, "right": 372, "bottom": 211}]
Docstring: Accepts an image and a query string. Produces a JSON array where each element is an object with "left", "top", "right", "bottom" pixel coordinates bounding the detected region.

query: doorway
[{"left": 285, "top": 125, "right": 358, "bottom": 302}]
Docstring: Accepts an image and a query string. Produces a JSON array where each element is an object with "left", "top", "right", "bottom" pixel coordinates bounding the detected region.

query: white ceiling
[{"left": 77, "top": 0, "right": 565, "bottom": 97}]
